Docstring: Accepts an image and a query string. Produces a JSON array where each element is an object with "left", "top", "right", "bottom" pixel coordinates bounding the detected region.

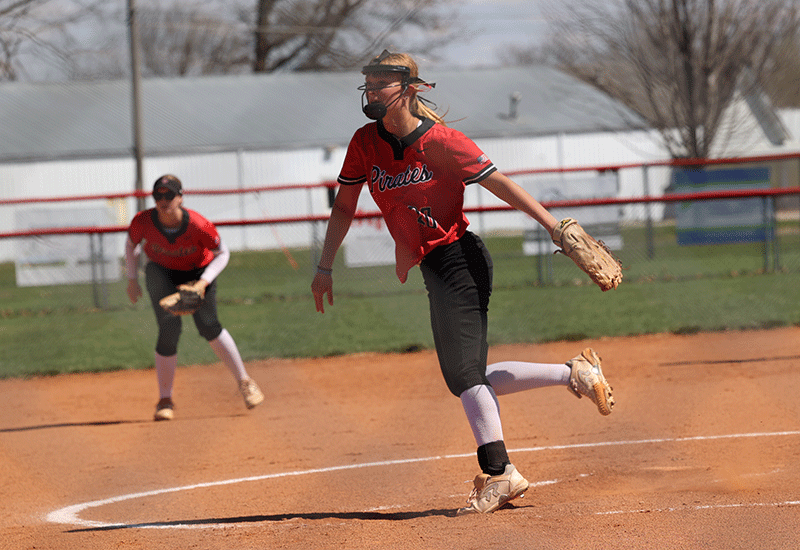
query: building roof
[{"left": 0, "top": 65, "right": 648, "bottom": 162}]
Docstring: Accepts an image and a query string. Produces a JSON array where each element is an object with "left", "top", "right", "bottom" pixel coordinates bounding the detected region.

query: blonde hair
[{"left": 373, "top": 52, "right": 446, "bottom": 126}]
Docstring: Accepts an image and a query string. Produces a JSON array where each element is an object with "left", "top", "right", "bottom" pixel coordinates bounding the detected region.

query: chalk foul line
[{"left": 46, "top": 429, "right": 800, "bottom": 529}]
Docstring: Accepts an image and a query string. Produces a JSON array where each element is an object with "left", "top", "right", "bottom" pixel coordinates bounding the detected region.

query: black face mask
[
  {"left": 360, "top": 86, "right": 407, "bottom": 120},
  {"left": 362, "top": 101, "right": 387, "bottom": 120}
]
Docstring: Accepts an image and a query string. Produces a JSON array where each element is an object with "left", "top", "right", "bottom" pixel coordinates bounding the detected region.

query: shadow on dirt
[
  {"left": 0, "top": 420, "right": 149, "bottom": 433},
  {"left": 66, "top": 508, "right": 464, "bottom": 532}
]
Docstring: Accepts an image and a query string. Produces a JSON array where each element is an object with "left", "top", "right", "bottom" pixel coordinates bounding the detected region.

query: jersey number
[{"left": 410, "top": 206, "right": 439, "bottom": 229}]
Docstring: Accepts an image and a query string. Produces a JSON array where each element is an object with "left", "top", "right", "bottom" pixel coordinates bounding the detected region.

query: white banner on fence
[
  {"left": 14, "top": 207, "right": 121, "bottom": 287},
  {"left": 343, "top": 217, "right": 395, "bottom": 267}
]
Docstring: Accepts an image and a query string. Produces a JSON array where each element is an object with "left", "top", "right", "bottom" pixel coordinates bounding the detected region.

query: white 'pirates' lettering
[{"left": 369, "top": 164, "right": 433, "bottom": 193}]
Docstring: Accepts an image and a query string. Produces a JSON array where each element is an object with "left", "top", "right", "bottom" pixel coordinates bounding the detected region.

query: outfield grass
[{"left": 1, "top": 225, "right": 799, "bottom": 379}]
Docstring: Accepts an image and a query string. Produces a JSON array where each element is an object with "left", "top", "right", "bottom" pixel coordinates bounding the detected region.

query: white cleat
[{"left": 566, "top": 347, "right": 615, "bottom": 416}]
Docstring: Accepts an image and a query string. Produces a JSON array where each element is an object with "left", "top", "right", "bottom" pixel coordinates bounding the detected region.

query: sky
[{"left": 434, "top": 0, "right": 549, "bottom": 68}]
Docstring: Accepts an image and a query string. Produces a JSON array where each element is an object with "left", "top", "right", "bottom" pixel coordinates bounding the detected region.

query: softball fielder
[
  {"left": 126, "top": 175, "right": 264, "bottom": 421},
  {"left": 311, "top": 51, "right": 615, "bottom": 514}
]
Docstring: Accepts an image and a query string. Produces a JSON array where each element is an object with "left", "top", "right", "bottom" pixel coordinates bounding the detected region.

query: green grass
[{"left": 1, "top": 224, "right": 799, "bottom": 379}]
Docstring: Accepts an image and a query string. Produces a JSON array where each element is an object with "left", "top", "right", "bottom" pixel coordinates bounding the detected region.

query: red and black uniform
[
  {"left": 128, "top": 208, "right": 223, "bottom": 355},
  {"left": 339, "top": 117, "right": 496, "bottom": 283},
  {"left": 128, "top": 208, "right": 220, "bottom": 271},
  {"left": 338, "top": 118, "right": 498, "bottom": 396}
]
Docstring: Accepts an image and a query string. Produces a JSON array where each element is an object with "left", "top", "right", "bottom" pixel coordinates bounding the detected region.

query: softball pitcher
[{"left": 311, "top": 51, "right": 615, "bottom": 515}]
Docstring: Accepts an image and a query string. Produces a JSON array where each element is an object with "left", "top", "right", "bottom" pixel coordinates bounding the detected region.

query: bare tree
[
  {"left": 760, "top": 31, "right": 800, "bottom": 108},
  {"left": 98, "top": 0, "right": 457, "bottom": 78},
  {"left": 535, "top": 0, "right": 800, "bottom": 159},
  {"left": 251, "top": 0, "right": 456, "bottom": 72},
  {"left": 136, "top": 5, "right": 252, "bottom": 76},
  {"left": 130, "top": 0, "right": 458, "bottom": 76},
  {"left": 3, "top": 0, "right": 457, "bottom": 81},
  {"left": 0, "top": 0, "right": 107, "bottom": 81}
]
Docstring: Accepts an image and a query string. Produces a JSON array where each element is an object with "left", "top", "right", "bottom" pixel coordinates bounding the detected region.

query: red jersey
[
  {"left": 128, "top": 208, "right": 220, "bottom": 271},
  {"left": 338, "top": 118, "right": 496, "bottom": 282}
]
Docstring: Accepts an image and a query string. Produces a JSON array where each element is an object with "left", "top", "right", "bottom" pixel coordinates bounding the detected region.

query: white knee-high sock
[
  {"left": 486, "top": 360, "right": 571, "bottom": 396},
  {"left": 460, "top": 384, "right": 504, "bottom": 446},
  {"left": 155, "top": 352, "right": 177, "bottom": 399},
  {"left": 208, "top": 329, "right": 249, "bottom": 382}
]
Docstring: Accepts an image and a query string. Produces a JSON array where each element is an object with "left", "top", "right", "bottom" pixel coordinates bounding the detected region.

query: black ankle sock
[{"left": 477, "top": 441, "right": 510, "bottom": 476}]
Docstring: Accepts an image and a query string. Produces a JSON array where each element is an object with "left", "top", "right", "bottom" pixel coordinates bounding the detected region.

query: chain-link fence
[
  {"left": 2, "top": 188, "right": 798, "bottom": 304},
  {"left": 2, "top": 156, "right": 800, "bottom": 376}
]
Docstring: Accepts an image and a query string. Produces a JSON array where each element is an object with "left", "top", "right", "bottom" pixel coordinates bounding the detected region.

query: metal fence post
[
  {"left": 237, "top": 149, "right": 247, "bottom": 250},
  {"left": 535, "top": 225, "right": 547, "bottom": 286},
  {"left": 89, "top": 233, "right": 110, "bottom": 310},
  {"left": 89, "top": 234, "right": 100, "bottom": 309},
  {"left": 643, "top": 165, "right": 655, "bottom": 260},
  {"left": 762, "top": 196, "right": 772, "bottom": 272},
  {"left": 770, "top": 196, "right": 779, "bottom": 271},
  {"left": 99, "top": 233, "right": 109, "bottom": 309},
  {"left": 309, "top": 188, "right": 319, "bottom": 274}
]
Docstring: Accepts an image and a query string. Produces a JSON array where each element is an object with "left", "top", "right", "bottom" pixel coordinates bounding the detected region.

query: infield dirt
[{"left": 2, "top": 327, "right": 800, "bottom": 549}]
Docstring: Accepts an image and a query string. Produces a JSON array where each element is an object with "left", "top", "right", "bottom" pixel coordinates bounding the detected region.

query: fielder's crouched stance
[
  {"left": 311, "top": 51, "right": 618, "bottom": 515},
  {"left": 126, "top": 175, "right": 264, "bottom": 421}
]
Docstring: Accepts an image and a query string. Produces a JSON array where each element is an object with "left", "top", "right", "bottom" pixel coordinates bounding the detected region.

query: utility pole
[{"left": 128, "top": 0, "right": 146, "bottom": 212}]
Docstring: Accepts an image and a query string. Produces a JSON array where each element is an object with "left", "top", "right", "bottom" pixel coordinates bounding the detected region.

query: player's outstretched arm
[{"left": 480, "top": 172, "right": 558, "bottom": 236}]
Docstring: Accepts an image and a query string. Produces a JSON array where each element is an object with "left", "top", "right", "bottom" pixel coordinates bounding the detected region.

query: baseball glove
[
  {"left": 552, "top": 218, "right": 623, "bottom": 291},
  {"left": 159, "top": 281, "right": 206, "bottom": 315}
]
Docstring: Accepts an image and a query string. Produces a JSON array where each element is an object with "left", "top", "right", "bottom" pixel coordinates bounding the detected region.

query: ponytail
[{"left": 411, "top": 96, "right": 446, "bottom": 126}]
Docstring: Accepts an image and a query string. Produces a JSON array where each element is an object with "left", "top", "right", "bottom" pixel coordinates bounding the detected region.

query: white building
[{"left": 1, "top": 66, "right": 796, "bottom": 270}]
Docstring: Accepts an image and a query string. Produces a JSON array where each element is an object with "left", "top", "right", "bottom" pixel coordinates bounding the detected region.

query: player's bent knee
[{"left": 197, "top": 323, "right": 222, "bottom": 342}]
